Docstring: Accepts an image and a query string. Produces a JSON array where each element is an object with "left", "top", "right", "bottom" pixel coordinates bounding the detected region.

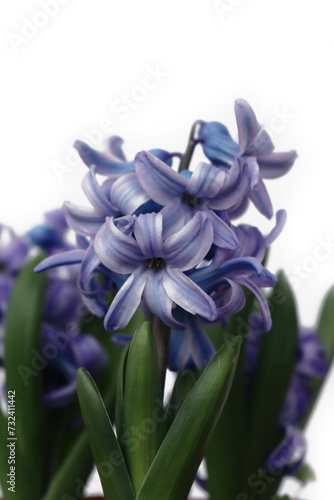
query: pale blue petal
[
  {"left": 94, "top": 218, "right": 145, "bottom": 274},
  {"left": 265, "top": 210, "right": 287, "bottom": 246},
  {"left": 160, "top": 202, "right": 185, "bottom": 239},
  {"left": 80, "top": 243, "right": 101, "bottom": 284},
  {"left": 258, "top": 150, "right": 298, "bottom": 179},
  {"left": 110, "top": 172, "right": 150, "bottom": 215},
  {"left": 34, "top": 250, "right": 84, "bottom": 273},
  {"left": 162, "top": 267, "right": 217, "bottom": 321},
  {"left": 187, "top": 162, "right": 226, "bottom": 199},
  {"left": 64, "top": 201, "right": 106, "bottom": 236},
  {"left": 134, "top": 212, "right": 163, "bottom": 258},
  {"left": 143, "top": 271, "right": 185, "bottom": 329},
  {"left": 205, "top": 210, "right": 239, "bottom": 249},
  {"left": 104, "top": 268, "right": 149, "bottom": 331},
  {"left": 82, "top": 166, "right": 119, "bottom": 215},
  {"left": 163, "top": 212, "right": 213, "bottom": 271},
  {"left": 135, "top": 150, "right": 187, "bottom": 204},
  {"left": 234, "top": 99, "right": 259, "bottom": 154},
  {"left": 249, "top": 178, "right": 273, "bottom": 219}
]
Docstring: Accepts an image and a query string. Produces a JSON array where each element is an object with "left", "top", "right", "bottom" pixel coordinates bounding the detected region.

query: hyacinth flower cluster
[
  {"left": 0, "top": 209, "right": 107, "bottom": 410},
  {"left": 246, "top": 315, "right": 328, "bottom": 479},
  {"left": 35, "top": 98, "right": 296, "bottom": 372}
]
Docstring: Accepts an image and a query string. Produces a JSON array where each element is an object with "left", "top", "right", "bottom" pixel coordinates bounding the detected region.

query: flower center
[
  {"left": 183, "top": 190, "right": 199, "bottom": 206},
  {"left": 145, "top": 257, "right": 166, "bottom": 269}
]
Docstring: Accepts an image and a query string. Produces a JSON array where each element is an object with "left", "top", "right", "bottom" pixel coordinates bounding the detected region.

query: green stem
[
  {"left": 178, "top": 121, "right": 202, "bottom": 172},
  {"left": 151, "top": 315, "right": 171, "bottom": 392}
]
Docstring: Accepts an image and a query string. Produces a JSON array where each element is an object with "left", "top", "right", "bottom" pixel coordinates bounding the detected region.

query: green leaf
[
  {"left": 165, "top": 371, "right": 196, "bottom": 431},
  {"left": 294, "top": 462, "right": 316, "bottom": 485},
  {"left": 136, "top": 336, "right": 242, "bottom": 500},
  {"left": 3, "top": 254, "right": 47, "bottom": 499},
  {"left": 300, "top": 284, "right": 334, "bottom": 428},
  {"left": 205, "top": 288, "right": 255, "bottom": 499},
  {"left": 123, "top": 321, "right": 165, "bottom": 494},
  {"left": 76, "top": 368, "right": 135, "bottom": 500},
  {"left": 245, "top": 271, "right": 299, "bottom": 486},
  {"left": 42, "top": 432, "right": 93, "bottom": 500},
  {"left": 317, "top": 284, "right": 334, "bottom": 362}
]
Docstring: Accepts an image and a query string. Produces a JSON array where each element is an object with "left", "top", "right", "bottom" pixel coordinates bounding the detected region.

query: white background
[{"left": 1, "top": 0, "right": 334, "bottom": 498}]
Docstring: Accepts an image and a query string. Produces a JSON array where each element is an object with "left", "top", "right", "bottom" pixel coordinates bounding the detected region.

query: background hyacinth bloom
[
  {"left": 135, "top": 150, "right": 239, "bottom": 249},
  {"left": 265, "top": 425, "right": 307, "bottom": 476},
  {"left": 0, "top": 212, "right": 108, "bottom": 410},
  {"left": 94, "top": 211, "right": 218, "bottom": 331}
]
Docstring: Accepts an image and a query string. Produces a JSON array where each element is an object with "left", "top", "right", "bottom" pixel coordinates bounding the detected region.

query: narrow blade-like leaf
[
  {"left": 136, "top": 336, "right": 242, "bottom": 500},
  {"left": 123, "top": 321, "right": 165, "bottom": 494},
  {"left": 77, "top": 368, "right": 135, "bottom": 500}
]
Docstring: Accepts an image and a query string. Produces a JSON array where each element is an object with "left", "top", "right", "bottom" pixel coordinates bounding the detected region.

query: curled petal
[
  {"left": 162, "top": 266, "right": 217, "bottom": 321},
  {"left": 74, "top": 140, "right": 134, "bottom": 176},
  {"left": 249, "top": 178, "right": 273, "bottom": 219},
  {"left": 82, "top": 166, "right": 119, "bottom": 214},
  {"left": 234, "top": 99, "right": 260, "bottom": 154},
  {"left": 133, "top": 212, "right": 163, "bottom": 258},
  {"left": 265, "top": 210, "right": 287, "bottom": 246},
  {"left": 213, "top": 279, "right": 246, "bottom": 317},
  {"left": 143, "top": 271, "right": 184, "bottom": 329},
  {"left": 34, "top": 249, "right": 84, "bottom": 273},
  {"left": 110, "top": 172, "right": 150, "bottom": 215},
  {"left": 94, "top": 218, "right": 145, "bottom": 274},
  {"left": 163, "top": 212, "right": 213, "bottom": 271},
  {"left": 210, "top": 158, "right": 249, "bottom": 211},
  {"left": 104, "top": 268, "right": 149, "bottom": 331},
  {"left": 237, "top": 276, "right": 272, "bottom": 331},
  {"left": 80, "top": 243, "right": 101, "bottom": 284},
  {"left": 187, "top": 162, "right": 226, "bottom": 199},
  {"left": 205, "top": 210, "right": 239, "bottom": 249},
  {"left": 107, "top": 136, "right": 127, "bottom": 161},
  {"left": 135, "top": 150, "right": 187, "bottom": 204},
  {"left": 64, "top": 201, "right": 106, "bottom": 236},
  {"left": 258, "top": 150, "right": 298, "bottom": 179},
  {"left": 198, "top": 121, "right": 240, "bottom": 166},
  {"left": 77, "top": 274, "right": 110, "bottom": 318}
]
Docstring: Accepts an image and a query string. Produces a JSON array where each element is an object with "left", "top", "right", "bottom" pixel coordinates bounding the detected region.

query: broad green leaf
[
  {"left": 136, "top": 336, "right": 242, "bottom": 500},
  {"left": 245, "top": 272, "right": 298, "bottom": 487},
  {"left": 123, "top": 321, "right": 165, "bottom": 494},
  {"left": 205, "top": 289, "right": 255, "bottom": 499},
  {"left": 77, "top": 368, "right": 135, "bottom": 500},
  {"left": 4, "top": 254, "right": 47, "bottom": 500}
]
